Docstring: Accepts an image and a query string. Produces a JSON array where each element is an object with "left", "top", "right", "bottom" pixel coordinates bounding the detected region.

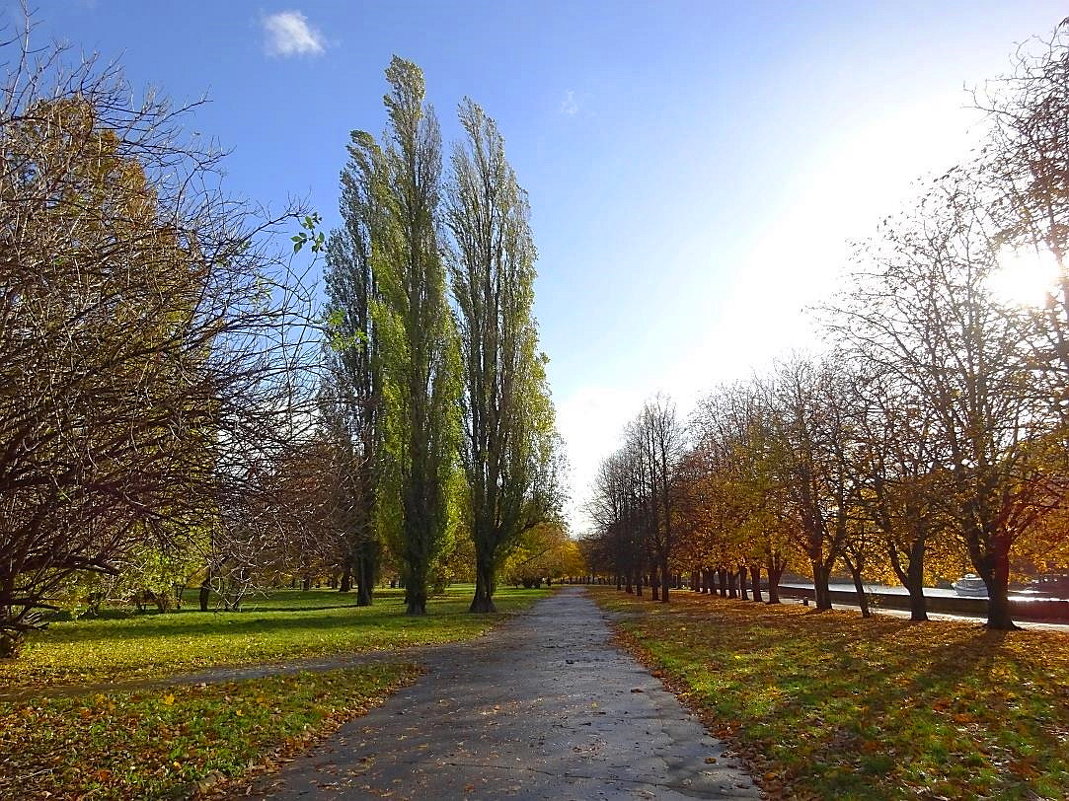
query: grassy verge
[
  {"left": 0, "top": 585, "right": 550, "bottom": 690},
  {"left": 0, "top": 663, "right": 420, "bottom": 800},
  {"left": 591, "top": 587, "right": 1069, "bottom": 801}
]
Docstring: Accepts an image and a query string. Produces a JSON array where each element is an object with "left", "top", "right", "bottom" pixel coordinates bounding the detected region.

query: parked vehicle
[{"left": 951, "top": 574, "right": 989, "bottom": 597}]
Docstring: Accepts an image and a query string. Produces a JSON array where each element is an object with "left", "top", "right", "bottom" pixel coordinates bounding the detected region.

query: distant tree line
[{"left": 582, "top": 19, "right": 1069, "bottom": 631}]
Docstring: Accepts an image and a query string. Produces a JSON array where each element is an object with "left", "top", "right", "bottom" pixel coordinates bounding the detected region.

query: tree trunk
[
  {"left": 0, "top": 577, "right": 21, "bottom": 655},
  {"left": 717, "top": 568, "right": 728, "bottom": 597},
  {"left": 812, "top": 560, "right": 833, "bottom": 610},
  {"left": 843, "top": 554, "right": 871, "bottom": 618},
  {"left": 661, "top": 559, "right": 670, "bottom": 603},
  {"left": 406, "top": 568, "right": 428, "bottom": 615},
  {"left": 340, "top": 559, "right": 353, "bottom": 593},
  {"left": 750, "top": 565, "right": 763, "bottom": 603},
  {"left": 766, "top": 556, "right": 784, "bottom": 604},
  {"left": 888, "top": 537, "right": 928, "bottom": 621},
  {"left": 355, "top": 553, "right": 374, "bottom": 606},
  {"left": 727, "top": 569, "right": 738, "bottom": 598},
  {"left": 982, "top": 537, "right": 1018, "bottom": 630},
  {"left": 470, "top": 552, "right": 498, "bottom": 613},
  {"left": 738, "top": 565, "right": 749, "bottom": 600},
  {"left": 904, "top": 542, "right": 928, "bottom": 622},
  {"left": 985, "top": 586, "right": 1016, "bottom": 630},
  {"left": 198, "top": 571, "right": 211, "bottom": 612}
]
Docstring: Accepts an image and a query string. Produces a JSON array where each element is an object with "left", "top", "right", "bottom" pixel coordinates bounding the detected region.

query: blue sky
[{"left": 25, "top": 0, "right": 1068, "bottom": 529}]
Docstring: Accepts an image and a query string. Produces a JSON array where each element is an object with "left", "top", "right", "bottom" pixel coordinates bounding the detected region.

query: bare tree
[
  {"left": 827, "top": 174, "right": 1060, "bottom": 629},
  {"left": 625, "top": 395, "right": 686, "bottom": 602},
  {"left": 587, "top": 448, "right": 646, "bottom": 595},
  {"left": 761, "top": 357, "right": 855, "bottom": 611},
  {"left": 0, "top": 23, "right": 317, "bottom": 653}
]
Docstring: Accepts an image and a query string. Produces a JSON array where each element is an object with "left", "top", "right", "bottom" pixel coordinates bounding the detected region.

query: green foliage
[
  {"left": 0, "top": 664, "right": 420, "bottom": 799},
  {"left": 291, "top": 212, "right": 325, "bottom": 253},
  {"left": 364, "top": 57, "right": 461, "bottom": 615},
  {"left": 446, "top": 98, "right": 563, "bottom": 610},
  {"left": 58, "top": 539, "right": 203, "bottom": 617},
  {"left": 502, "top": 523, "right": 584, "bottom": 585}
]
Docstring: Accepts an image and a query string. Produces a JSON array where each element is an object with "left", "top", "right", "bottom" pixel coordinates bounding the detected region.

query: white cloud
[
  {"left": 262, "top": 11, "right": 325, "bottom": 57},
  {"left": 559, "top": 90, "right": 579, "bottom": 116}
]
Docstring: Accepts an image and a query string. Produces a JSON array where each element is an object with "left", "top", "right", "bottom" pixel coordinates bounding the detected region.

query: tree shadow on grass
[
  {"left": 33, "top": 604, "right": 483, "bottom": 646},
  {"left": 626, "top": 589, "right": 1069, "bottom": 800}
]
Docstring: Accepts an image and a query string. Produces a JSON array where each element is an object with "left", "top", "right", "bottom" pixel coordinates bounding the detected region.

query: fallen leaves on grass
[
  {"left": 0, "top": 663, "right": 422, "bottom": 800},
  {"left": 593, "top": 588, "right": 1069, "bottom": 801},
  {"left": 0, "top": 586, "right": 549, "bottom": 690}
]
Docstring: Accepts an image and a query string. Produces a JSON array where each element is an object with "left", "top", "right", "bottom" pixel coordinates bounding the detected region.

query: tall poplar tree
[
  {"left": 321, "top": 125, "right": 384, "bottom": 606},
  {"left": 446, "top": 100, "right": 560, "bottom": 613},
  {"left": 370, "top": 57, "right": 458, "bottom": 616}
]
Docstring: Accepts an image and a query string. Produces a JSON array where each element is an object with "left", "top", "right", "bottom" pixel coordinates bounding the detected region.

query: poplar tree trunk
[
  {"left": 470, "top": 552, "right": 497, "bottom": 613},
  {"left": 356, "top": 553, "right": 374, "bottom": 606}
]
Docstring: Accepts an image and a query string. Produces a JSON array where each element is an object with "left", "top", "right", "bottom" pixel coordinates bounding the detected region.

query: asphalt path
[{"left": 254, "top": 586, "right": 761, "bottom": 800}]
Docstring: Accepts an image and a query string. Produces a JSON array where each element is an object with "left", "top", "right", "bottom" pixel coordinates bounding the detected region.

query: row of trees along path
[{"left": 583, "top": 21, "right": 1069, "bottom": 633}]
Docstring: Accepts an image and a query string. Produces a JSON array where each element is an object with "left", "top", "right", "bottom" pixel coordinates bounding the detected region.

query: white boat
[{"left": 951, "top": 574, "right": 989, "bottom": 597}]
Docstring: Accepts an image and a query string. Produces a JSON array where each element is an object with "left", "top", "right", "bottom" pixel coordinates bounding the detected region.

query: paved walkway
[{"left": 254, "top": 586, "right": 761, "bottom": 800}]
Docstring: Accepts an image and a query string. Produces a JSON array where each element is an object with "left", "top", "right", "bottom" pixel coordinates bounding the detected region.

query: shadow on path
[{"left": 254, "top": 586, "right": 761, "bottom": 800}]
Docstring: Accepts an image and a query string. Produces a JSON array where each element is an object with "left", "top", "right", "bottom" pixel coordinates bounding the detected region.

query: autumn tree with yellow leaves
[{"left": 0, "top": 30, "right": 317, "bottom": 654}]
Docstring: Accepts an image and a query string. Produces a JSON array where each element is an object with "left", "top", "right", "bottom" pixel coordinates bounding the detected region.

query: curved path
[{"left": 255, "top": 586, "right": 760, "bottom": 800}]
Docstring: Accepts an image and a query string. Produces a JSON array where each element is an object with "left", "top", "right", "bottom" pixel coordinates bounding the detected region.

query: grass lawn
[
  {"left": 0, "top": 584, "right": 551, "bottom": 799},
  {"left": 0, "top": 584, "right": 551, "bottom": 690},
  {"left": 0, "top": 663, "right": 421, "bottom": 800},
  {"left": 591, "top": 587, "right": 1069, "bottom": 801}
]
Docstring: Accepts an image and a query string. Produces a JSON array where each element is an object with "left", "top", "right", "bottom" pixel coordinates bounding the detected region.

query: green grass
[
  {"left": 592, "top": 587, "right": 1069, "bottom": 801},
  {"left": 0, "top": 663, "right": 421, "bottom": 800},
  {"left": 0, "top": 585, "right": 551, "bottom": 690}
]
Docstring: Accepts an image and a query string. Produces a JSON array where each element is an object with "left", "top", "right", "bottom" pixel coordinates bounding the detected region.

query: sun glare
[{"left": 990, "top": 248, "right": 1063, "bottom": 308}]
